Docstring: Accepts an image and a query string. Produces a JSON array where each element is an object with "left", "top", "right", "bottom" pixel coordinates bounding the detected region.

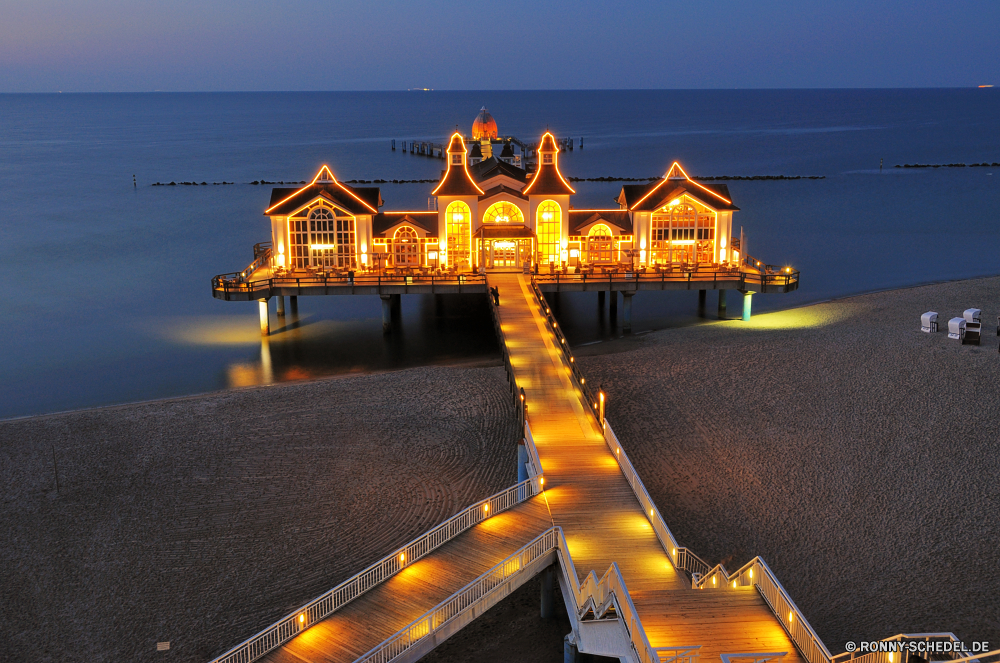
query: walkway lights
[
  {"left": 483, "top": 503, "right": 489, "bottom": 514},
  {"left": 299, "top": 613, "right": 305, "bottom": 627},
  {"left": 400, "top": 553, "right": 406, "bottom": 565},
  {"left": 598, "top": 388, "right": 606, "bottom": 425}
]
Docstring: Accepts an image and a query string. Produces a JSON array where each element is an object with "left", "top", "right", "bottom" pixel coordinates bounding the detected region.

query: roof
[
  {"left": 469, "top": 157, "right": 527, "bottom": 184},
  {"left": 265, "top": 166, "right": 381, "bottom": 215},
  {"left": 373, "top": 212, "right": 438, "bottom": 237},
  {"left": 522, "top": 133, "right": 575, "bottom": 196},
  {"left": 499, "top": 142, "right": 515, "bottom": 158},
  {"left": 469, "top": 143, "right": 483, "bottom": 158},
  {"left": 618, "top": 180, "right": 738, "bottom": 212},
  {"left": 569, "top": 210, "right": 633, "bottom": 235},
  {"left": 472, "top": 107, "right": 498, "bottom": 140},
  {"left": 618, "top": 162, "right": 738, "bottom": 211},
  {"left": 479, "top": 184, "right": 528, "bottom": 201},
  {"left": 432, "top": 133, "right": 484, "bottom": 196}
]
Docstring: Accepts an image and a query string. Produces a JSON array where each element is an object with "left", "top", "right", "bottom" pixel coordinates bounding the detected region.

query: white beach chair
[{"left": 921, "top": 311, "right": 938, "bottom": 333}]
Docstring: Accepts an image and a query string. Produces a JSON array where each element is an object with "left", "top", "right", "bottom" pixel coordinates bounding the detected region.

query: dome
[{"left": 472, "top": 107, "right": 498, "bottom": 140}]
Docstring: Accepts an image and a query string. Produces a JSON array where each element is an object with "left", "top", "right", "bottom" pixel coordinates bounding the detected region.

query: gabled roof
[
  {"left": 469, "top": 157, "right": 526, "bottom": 184},
  {"left": 469, "top": 142, "right": 483, "bottom": 158},
  {"left": 479, "top": 184, "right": 528, "bottom": 201},
  {"left": 523, "top": 132, "right": 575, "bottom": 196},
  {"left": 432, "top": 133, "right": 484, "bottom": 197},
  {"left": 499, "top": 142, "right": 515, "bottom": 158},
  {"left": 265, "top": 165, "right": 381, "bottom": 216},
  {"left": 373, "top": 212, "right": 438, "bottom": 237},
  {"left": 619, "top": 162, "right": 738, "bottom": 212},
  {"left": 569, "top": 210, "right": 633, "bottom": 235}
]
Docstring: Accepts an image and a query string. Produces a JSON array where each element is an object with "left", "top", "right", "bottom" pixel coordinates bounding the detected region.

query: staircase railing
[{"left": 207, "top": 477, "right": 541, "bottom": 663}]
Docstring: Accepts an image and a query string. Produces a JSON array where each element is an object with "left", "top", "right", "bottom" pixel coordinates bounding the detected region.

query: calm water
[{"left": 1, "top": 90, "right": 998, "bottom": 418}]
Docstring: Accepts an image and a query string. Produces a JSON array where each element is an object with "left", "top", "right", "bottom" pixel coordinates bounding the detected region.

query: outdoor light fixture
[
  {"left": 400, "top": 553, "right": 405, "bottom": 564},
  {"left": 669, "top": 198, "right": 680, "bottom": 206},
  {"left": 299, "top": 613, "right": 305, "bottom": 625},
  {"left": 483, "top": 503, "right": 489, "bottom": 513}
]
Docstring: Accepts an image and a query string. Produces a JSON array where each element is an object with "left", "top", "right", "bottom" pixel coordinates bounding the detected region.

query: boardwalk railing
[
  {"left": 212, "top": 270, "right": 488, "bottom": 298},
  {"left": 207, "top": 477, "right": 541, "bottom": 663},
  {"left": 487, "top": 280, "right": 526, "bottom": 428},
  {"left": 357, "top": 526, "right": 674, "bottom": 663},
  {"left": 829, "top": 635, "right": 1000, "bottom": 663},
  {"left": 532, "top": 263, "right": 799, "bottom": 293},
  {"left": 602, "top": 421, "right": 712, "bottom": 578},
  {"left": 695, "top": 558, "right": 832, "bottom": 663},
  {"left": 527, "top": 278, "right": 602, "bottom": 421}
]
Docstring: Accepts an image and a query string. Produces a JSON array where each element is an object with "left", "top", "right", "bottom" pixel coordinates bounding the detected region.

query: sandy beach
[{"left": 2, "top": 276, "right": 998, "bottom": 662}]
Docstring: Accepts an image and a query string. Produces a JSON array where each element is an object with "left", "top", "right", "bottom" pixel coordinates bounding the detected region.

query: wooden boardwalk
[
  {"left": 252, "top": 272, "right": 803, "bottom": 663},
  {"left": 258, "top": 499, "right": 552, "bottom": 663},
  {"left": 489, "top": 273, "right": 803, "bottom": 662}
]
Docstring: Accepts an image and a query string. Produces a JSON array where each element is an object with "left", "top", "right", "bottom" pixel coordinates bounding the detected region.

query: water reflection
[{"left": 219, "top": 294, "right": 500, "bottom": 389}]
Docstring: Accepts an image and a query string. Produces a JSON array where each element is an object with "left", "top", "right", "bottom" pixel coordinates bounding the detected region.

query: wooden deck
[
  {"left": 490, "top": 273, "right": 804, "bottom": 663},
  {"left": 258, "top": 499, "right": 552, "bottom": 663},
  {"left": 252, "top": 272, "right": 804, "bottom": 663}
]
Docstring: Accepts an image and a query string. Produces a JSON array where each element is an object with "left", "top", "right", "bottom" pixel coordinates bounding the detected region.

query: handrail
[
  {"left": 356, "top": 526, "right": 671, "bottom": 663},
  {"left": 602, "top": 421, "right": 711, "bottom": 577},
  {"left": 486, "top": 279, "right": 526, "bottom": 429},
  {"left": 238, "top": 244, "right": 272, "bottom": 283},
  {"left": 695, "top": 558, "right": 832, "bottom": 663},
  {"left": 829, "top": 635, "right": 999, "bottom": 663},
  {"left": 211, "top": 271, "right": 489, "bottom": 294},
  {"left": 531, "top": 262, "right": 800, "bottom": 292},
  {"left": 527, "top": 277, "right": 601, "bottom": 421},
  {"left": 207, "top": 477, "right": 540, "bottom": 663}
]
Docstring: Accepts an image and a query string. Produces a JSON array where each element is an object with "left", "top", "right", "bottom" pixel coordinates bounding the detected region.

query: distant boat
[{"left": 978, "top": 85, "right": 994, "bottom": 88}]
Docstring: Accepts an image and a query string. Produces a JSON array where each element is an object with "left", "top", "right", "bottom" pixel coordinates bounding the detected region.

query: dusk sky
[{"left": 1, "top": 0, "right": 998, "bottom": 92}]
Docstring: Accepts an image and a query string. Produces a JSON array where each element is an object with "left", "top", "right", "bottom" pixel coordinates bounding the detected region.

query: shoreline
[{"left": 8, "top": 272, "right": 997, "bottom": 424}]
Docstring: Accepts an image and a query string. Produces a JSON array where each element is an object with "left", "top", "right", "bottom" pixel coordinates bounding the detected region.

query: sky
[{"left": 0, "top": 0, "right": 997, "bottom": 92}]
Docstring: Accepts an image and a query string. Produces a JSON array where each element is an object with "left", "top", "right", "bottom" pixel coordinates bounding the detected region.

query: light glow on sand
[{"left": 733, "top": 304, "right": 859, "bottom": 331}]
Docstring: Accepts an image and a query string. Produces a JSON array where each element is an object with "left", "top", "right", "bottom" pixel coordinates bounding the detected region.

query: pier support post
[
  {"left": 380, "top": 295, "right": 392, "bottom": 333},
  {"left": 517, "top": 441, "right": 528, "bottom": 483},
  {"left": 563, "top": 635, "right": 579, "bottom": 663},
  {"left": 276, "top": 295, "right": 285, "bottom": 317},
  {"left": 597, "top": 290, "right": 605, "bottom": 309},
  {"left": 258, "top": 299, "right": 269, "bottom": 336},
  {"left": 718, "top": 290, "right": 727, "bottom": 318},
  {"left": 610, "top": 290, "right": 618, "bottom": 320},
  {"left": 289, "top": 296, "right": 298, "bottom": 316},
  {"left": 540, "top": 567, "right": 554, "bottom": 619},
  {"left": 741, "top": 291, "right": 755, "bottom": 321},
  {"left": 623, "top": 293, "right": 634, "bottom": 332},
  {"left": 698, "top": 289, "right": 707, "bottom": 316}
]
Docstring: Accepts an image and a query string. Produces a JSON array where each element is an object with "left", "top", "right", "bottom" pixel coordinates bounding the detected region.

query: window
[
  {"left": 288, "top": 204, "right": 355, "bottom": 268},
  {"left": 446, "top": 201, "right": 471, "bottom": 267},
  {"left": 536, "top": 200, "right": 561, "bottom": 264},
  {"left": 587, "top": 224, "right": 613, "bottom": 263},
  {"left": 650, "top": 201, "right": 698, "bottom": 264},
  {"left": 543, "top": 154, "right": 553, "bottom": 164},
  {"left": 336, "top": 217, "right": 356, "bottom": 268},
  {"left": 393, "top": 227, "right": 419, "bottom": 266},
  {"left": 452, "top": 154, "right": 462, "bottom": 165},
  {"left": 483, "top": 201, "right": 523, "bottom": 224}
]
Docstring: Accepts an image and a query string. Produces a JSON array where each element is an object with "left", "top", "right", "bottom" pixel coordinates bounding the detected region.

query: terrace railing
[
  {"left": 487, "top": 281, "right": 526, "bottom": 428},
  {"left": 356, "top": 526, "right": 678, "bottom": 663},
  {"left": 212, "top": 270, "right": 488, "bottom": 297},
  {"left": 531, "top": 262, "right": 799, "bottom": 292},
  {"left": 207, "top": 477, "right": 541, "bottom": 663}
]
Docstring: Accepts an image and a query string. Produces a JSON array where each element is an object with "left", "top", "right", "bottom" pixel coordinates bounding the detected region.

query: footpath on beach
[{"left": 224, "top": 272, "right": 809, "bottom": 663}]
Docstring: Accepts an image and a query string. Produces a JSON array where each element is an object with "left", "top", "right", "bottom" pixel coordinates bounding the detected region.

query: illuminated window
[
  {"left": 446, "top": 201, "right": 471, "bottom": 267},
  {"left": 543, "top": 154, "right": 553, "bottom": 164},
  {"left": 393, "top": 227, "right": 419, "bottom": 266},
  {"left": 587, "top": 224, "right": 613, "bottom": 263},
  {"left": 536, "top": 200, "right": 561, "bottom": 264},
  {"left": 336, "top": 215, "right": 356, "bottom": 268},
  {"left": 650, "top": 201, "right": 697, "bottom": 265},
  {"left": 483, "top": 201, "right": 523, "bottom": 225},
  {"left": 451, "top": 154, "right": 462, "bottom": 165}
]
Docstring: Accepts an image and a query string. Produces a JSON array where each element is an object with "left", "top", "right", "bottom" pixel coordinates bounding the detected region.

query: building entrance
[{"left": 485, "top": 239, "right": 532, "bottom": 270}]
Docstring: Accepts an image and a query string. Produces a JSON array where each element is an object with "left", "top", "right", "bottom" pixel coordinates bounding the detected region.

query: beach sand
[
  {"left": 2, "top": 277, "right": 997, "bottom": 662},
  {"left": 580, "top": 275, "right": 1000, "bottom": 650}
]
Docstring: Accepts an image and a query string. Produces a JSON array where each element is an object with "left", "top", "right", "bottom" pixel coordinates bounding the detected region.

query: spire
[
  {"left": 432, "top": 133, "right": 484, "bottom": 196},
  {"left": 523, "top": 132, "right": 575, "bottom": 196}
]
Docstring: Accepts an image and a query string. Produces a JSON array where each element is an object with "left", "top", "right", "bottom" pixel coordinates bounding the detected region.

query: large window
[
  {"left": 287, "top": 204, "right": 356, "bottom": 269},
  {"left": 483, "top": 201, "right": 523, "bottom": 225},
  {"left": 446, "top": 201, "right": 471, "bottom": 267},
  {"left": 650, "top": 201, "right": 698, "bottom": 265},
  {"left": 587, "top": 224, "right": 613, "bottom": 263},
  {"left": 536, "top": 200, "right": 561, "bottom": 264},
  {"left": 393, "top": 227, "right": 419, "bottom": 267}
]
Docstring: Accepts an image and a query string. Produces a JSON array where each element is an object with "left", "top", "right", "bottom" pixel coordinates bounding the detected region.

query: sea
[{"left": 0, "top": 89, "right": 997, "bottom": 419}]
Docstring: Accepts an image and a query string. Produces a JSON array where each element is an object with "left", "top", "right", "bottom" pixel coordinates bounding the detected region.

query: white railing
[
  {"left": 603, "top": 421, "right": 711, "bottom": 577},
  {"left": 656, "top": 645, "right": 703, "bottom": 663},
  {"left": 208, "top": 477, "right": 541, "bottom": 663},
  {"left": 357, "top": 528, "right": 561, "bottom": 663},
  {"left": 523, "top": 421, "right": 545, "bottom": 479},
  {"left": 830, "top": 635, "right": 1000, "bottom": 663},
  {"left": 357, "top": 525, "right": 674, "bottom": 663},
  {"left": 696, "top": 558, "right": 832, "bottom": 663}
]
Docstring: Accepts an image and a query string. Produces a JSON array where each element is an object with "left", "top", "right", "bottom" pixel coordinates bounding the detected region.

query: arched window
[
  {"left": 650, "top": 200, "right": 697, "bottom": 265},
  {"left": 393, "top": 227, "right": 419, "bottom": 267},
  {"left": 446, "top": 201, "right": 471, "bottom": 267},
  {"left": 483, "top": 201, "right": 523, "bottom": 225},
  {"left": 587, "top": 224, "right": 613, "bottom": 264},
  {"left": 536, "top": 200, "right": 561, "bottom": 264}
]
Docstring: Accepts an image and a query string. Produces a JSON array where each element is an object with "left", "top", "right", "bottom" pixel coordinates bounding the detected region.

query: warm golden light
[
  {"left": 748, "top": 569, "right": 753, "bottom": 580},
  {"left": 669, "top": 198, "right": 680, "bottom": 206},
  {"left": 400, "top": 553, "right": 406, "bottom": 564},
  {"left": 671, "top": 547, "right": 675, "bottom": 555},
  {"left": 713, "top": 577, "right": 716, "bottom": 586},
  {"left": 539, "top": 477, "right": 545, "bottom": 486},
  {"left": 483, "top": 503, "right": 489, "bottom": 513},
  {"left": 299, "top": 613, "right": 305, "bottom": 624},
  {"left": 788, "top": 611, "right": 794, "bottom": 623},
  {"left": 732, "top": 581, "right": 736, "bottom": 588}
]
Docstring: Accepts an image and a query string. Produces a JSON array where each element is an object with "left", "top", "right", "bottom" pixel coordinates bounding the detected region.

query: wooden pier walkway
[
  {"left": 489, "top": 272, "right": 803, "bottom": 663},
  {"left": 231, "top": 272, "right": 806, "bottom": 663}
]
